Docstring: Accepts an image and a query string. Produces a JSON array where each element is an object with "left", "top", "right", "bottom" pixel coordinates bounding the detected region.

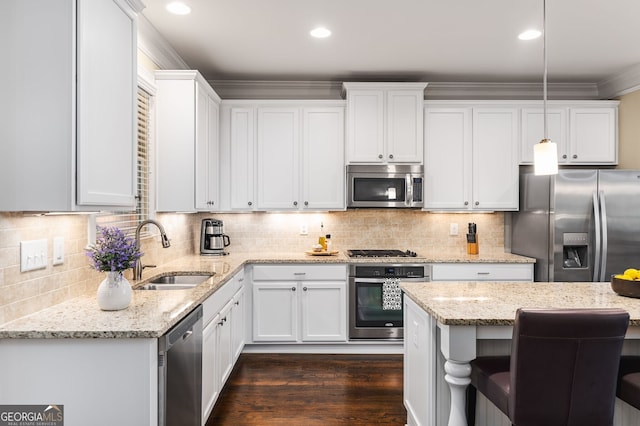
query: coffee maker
[{"left": 200, "top": 219, "right": 230, "bottom": 255}]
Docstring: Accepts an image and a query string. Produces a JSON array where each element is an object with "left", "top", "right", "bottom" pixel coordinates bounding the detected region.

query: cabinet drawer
[
  {"left": 432, "top": 263, "right": 533, "bottom": 281},
  {"left": 203, "top": 271, "right": 242, "bottom": 325},
  {"left": 252, "top": 264, "right": 347, "bottom": 281}
]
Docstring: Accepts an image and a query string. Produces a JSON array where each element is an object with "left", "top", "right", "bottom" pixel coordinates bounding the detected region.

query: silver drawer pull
[
  {"left": 477, "top": 272, "right": 491, "bottom": 275},
  {"left": 293, "top": 272, "right": 306, "bottom": 276}
]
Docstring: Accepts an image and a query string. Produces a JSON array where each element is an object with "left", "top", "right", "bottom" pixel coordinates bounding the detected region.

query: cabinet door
[
  {"left": 252, "top": 282, "right": 298, "bottom": 342},
  {"left": 302, "top": 107, "right": 345, "bottom": 210},
  {"left": 231, "top": 286, "right": 246, "bottom": 361},
  {"left": 217, "top": 301, "right": 234, "bottom": 389},
  {"left": 346, "top": 90, "right": 385, "bottom": 163},
  {"left": 386, "top": 90, "right": 423, "bottom": 163},
  {"left": 424, "top": 108, "right": 472, "bottom": 210},
  {"left": 76, "top": 0, "right": 136, "bottom": 207},
  {"left": 520, "top": 108, "right": 567, "bottom": 164},
  {"left": 202, "top": 314, "right": 220, "bottom": 420},
  {"left": 256, "top": 108, "right": 300, "bottom": 210},
  {"left": 473, "top": 108, "right": 519, "bottom": 210},
  {"left": 569, "top": 108, "right": 617, "bottom": 164},
  {"left": 229, "top": 107, "right": 256, "bottom": 210},
  {"left": 195, "top": 93, "right": 219, "bottom": 211},
  {"left": 155, "top": 78, "right": 196, "bottom": 212},
  {"left": 301, "top": 282, "right": 347, "bottom": 342},
  {"left": 404, "top": 297, "right": 436, "bottom": 426}
]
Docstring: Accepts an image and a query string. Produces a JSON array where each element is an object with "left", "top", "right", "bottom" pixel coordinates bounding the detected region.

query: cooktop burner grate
[{"left": 347, "top": 249, "right": 417, "bottom": 258}]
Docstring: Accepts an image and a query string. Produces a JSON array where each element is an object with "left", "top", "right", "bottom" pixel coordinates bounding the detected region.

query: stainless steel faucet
[{"left": 133, "top": 219, "right": 171, "bottom": 280}]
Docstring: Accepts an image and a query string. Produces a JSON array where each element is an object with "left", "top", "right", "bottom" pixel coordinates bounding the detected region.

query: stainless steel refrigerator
[{"left": 510, "top": 167, "right": 640, "bottom": 282}]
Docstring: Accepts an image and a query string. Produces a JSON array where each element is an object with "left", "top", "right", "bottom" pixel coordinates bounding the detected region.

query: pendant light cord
[{"left": 543, "top": 0, "right": 548, "bottom": 141}]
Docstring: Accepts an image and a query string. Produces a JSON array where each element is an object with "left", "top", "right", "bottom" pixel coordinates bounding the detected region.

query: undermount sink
[{"left": 136, "top": 274, "right": 213, "bottom": 290}]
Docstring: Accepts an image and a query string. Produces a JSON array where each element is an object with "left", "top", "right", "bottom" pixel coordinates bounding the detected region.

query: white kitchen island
[{"left": 401, "top": 281, "right": 640, "bottom": 426}]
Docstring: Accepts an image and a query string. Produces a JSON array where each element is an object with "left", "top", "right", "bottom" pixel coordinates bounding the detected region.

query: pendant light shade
[
  {"left": 533, "top": 0, "right": 558, "bottom": 176},
  {"left": 534, "top": 139, "right": 558, "bottom": 175}
]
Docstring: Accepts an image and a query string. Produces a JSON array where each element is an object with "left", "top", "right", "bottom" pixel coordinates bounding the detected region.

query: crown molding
[
  {"left": 209, "top": 80, "right": 344, "bottom": 99},
  {"left": 208, "top": 80, "right": 601, "bottom": 100},
  {"left": 598, "top": 63, "right": 640, "bottom": 99},
  {"left": 137, "top": 16, "right": 189, "bottom": 71},
  {"left": 425, "top": 82, "right": 599, "bottom": 100}
]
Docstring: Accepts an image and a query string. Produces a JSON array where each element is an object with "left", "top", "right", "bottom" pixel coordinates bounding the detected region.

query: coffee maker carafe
[{"left": 200, "top": 219, "right": 230, "bottom": 255}]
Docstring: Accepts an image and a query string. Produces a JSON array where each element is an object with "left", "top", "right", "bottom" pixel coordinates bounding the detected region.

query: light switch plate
[
  {"left": 20, "top": 239, "right": 48, "bottom": 272},
  {"left": 53, "top": 236, "right": 64, "bottom": 266},
  {"left": 449, "top": 223, "right": 459, "bottom": 236}
]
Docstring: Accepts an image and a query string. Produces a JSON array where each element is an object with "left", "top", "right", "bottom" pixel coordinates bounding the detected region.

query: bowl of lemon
[{"left": 611, "top": 268, "right": 640, "bottom": 298}]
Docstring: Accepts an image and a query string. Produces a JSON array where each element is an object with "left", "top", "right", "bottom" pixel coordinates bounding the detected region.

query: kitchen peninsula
[{"left": 401, "top": 281, "right": 640, "bottom": 426}]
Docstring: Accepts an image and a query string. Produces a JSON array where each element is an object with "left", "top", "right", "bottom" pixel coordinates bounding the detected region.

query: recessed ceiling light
[
  {"left": 310, "top": 27, "right": 331, "bottom": 38},
  {"left": 518, "top": 29, "right": 542, "bottom": 40},
  {"left": 166, "top": 1, "right": 191, "bottom": 15}
]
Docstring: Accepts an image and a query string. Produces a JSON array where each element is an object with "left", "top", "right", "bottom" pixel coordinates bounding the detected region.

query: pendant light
[{"left": 533, "top": 0, "right": 558, "bottom": 175}]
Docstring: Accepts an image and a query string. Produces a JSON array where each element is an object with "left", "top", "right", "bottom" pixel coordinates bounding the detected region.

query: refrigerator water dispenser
[{"left": 563, "top": 233, "right": 588, "bottom": 269}]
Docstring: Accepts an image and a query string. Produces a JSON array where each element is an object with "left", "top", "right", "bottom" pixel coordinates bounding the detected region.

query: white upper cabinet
[
  {"left": 155, "top": 70, "right": 221, "bottom": 212},
  {"left": 0, "top": 0, "right": 142, "bottom": 211},
  {"left": 220, "top": 101, "right": 345, "bottom": 212},
  {"left": 519, "top": 101, "right": 618, "bottom": 165},
  {"left": 302, "top": 107, "right": 345, "bottom": 210},
  {"left": 256, "top": 108, "right": 301, "bottom": 210},
  {"left": 424, "top": 103, "right": 519, "bottom": 211},
  {"left": 343, "top": 83, "right": 427, "bottom": 164}
]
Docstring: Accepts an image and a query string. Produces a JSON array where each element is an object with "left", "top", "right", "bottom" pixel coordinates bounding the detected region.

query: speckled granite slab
[
  {"left": 402, "top": 281, "right": 640, "bottom": 326},
  {"left": 0, "top": 251, "right": 534, "bottom": 339}
]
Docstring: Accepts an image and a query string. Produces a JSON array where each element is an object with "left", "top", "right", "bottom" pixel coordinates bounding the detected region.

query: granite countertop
[
  {"left": 0, "top": 250, "right": 534, "bottom": 339},
  {"left": 402, "top": 281, "right": 640, "bottom": 327}
]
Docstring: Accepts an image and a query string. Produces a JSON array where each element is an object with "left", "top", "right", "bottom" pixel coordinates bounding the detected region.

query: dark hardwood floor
[{"left": 206, "top": 353, "right": 406, "bottom": 425}]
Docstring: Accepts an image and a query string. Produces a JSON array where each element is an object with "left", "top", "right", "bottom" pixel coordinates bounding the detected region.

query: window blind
[{"left": 95, "top": 86, "right": 153, "bottom": 238}]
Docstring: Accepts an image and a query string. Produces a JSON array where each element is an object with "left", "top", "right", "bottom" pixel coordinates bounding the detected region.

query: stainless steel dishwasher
[{"left": 158, "top": 305, "right": 203, "bottom": 426}]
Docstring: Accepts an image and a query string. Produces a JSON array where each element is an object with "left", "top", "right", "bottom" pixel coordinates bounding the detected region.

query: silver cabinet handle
[
  {"left": 464, "top": 201, "right": 469, "bottom": 206},
  {"left": 378, "top": 154, "right": 383, "bottom": 159},
  {"left": 293, "top": 272, "right": 306, "bottom": 276},
  {"left": 562, "top": 154, "right": 567, "bottom": 159},
  {"left": 573, "top": 154, "right": 578, "bottom": 159},
  {"left": 235, "top": 301, "right": 240, "bottom": 306},
  {"left": 303, "top": 286, "right": 308, "bottom": 291},
  {"left": 293, "top": 201, "right": 298, "bottom": 206},
  {"left": 389, "top": 154, "right": 394, "bottom": 159},
  {"left": 475, "top": 201, "right": 479, "bottom": 206},
  {"left": 291, "top": 286, "right": 296, "bottom": 291},
  {"left": 477, "top": 272, "right": 490, "bottom": 275},
  {"left": 248, "top": 201, "right": 252, "bottom": 206},
  {"left": 304, "top": 201, "right": 309, "bottom": 206}
]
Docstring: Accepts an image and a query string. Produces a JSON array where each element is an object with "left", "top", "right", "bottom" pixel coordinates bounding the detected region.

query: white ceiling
[{"left": 141, "top": 0, "right": 640, "bottom": 87}]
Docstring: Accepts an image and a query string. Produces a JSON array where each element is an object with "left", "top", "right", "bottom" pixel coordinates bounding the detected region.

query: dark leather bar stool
[
  {"left": 617, "top": 356, "right": 640, "bottom": 410},
  {"left": 466, "top": 308, "right": 629, "bottom": 426}
]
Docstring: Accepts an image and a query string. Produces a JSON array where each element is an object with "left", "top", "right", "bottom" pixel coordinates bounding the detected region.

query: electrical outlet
[
  {"left": 300, "top": 223, "right": 308, "bottom": 235},
  {"left": 20, "top": 239, "right": 48, "bottom": 272},
  {"left": 449, "top": 223, "right": 459, "bottom": 236}
]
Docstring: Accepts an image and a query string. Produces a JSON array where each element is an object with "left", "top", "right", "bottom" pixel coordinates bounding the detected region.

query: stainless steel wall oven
[{"left": 348, "top": 264, "right": 431, "bottom": 340}]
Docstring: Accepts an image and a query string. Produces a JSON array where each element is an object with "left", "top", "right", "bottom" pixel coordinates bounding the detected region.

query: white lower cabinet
[
  {"left": 404, "top": 296, "right": 437, "bottom": 426},
  {"left": 431, "top": 263, "right": 533, "bottom": 281},
  {"left": 202, "top": 270, "right": 246, "bottom": 423},
  {"left": 252, "top": 264, "right": 348, "bottom": 343}
]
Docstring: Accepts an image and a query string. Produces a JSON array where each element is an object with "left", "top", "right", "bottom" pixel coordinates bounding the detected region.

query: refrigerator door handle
[
  {"left": 599, "top": 190, "right": 609, "bottom": 282},
  {"left": 593, "top": 191, "right": 602, "bottom": 282}
]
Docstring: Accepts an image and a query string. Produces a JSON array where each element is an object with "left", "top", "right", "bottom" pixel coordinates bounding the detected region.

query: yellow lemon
[
  {"left": 615, "top": 274, "right": 626, "bottom": 279},
  {"left": 624, "top": 269, "right": 639, "bottom": 279}
]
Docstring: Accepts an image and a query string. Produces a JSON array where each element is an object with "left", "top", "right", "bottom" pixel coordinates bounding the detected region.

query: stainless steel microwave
[{"left": 347, "top": 164, "right": 424, "bottom": 208}]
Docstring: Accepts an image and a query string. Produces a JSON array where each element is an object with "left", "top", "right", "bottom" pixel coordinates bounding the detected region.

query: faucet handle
[{"left": 143, "top": 264, "right": 157, "bottom": 270}]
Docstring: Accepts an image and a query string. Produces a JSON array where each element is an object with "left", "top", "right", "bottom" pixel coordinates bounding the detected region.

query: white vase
[{"left": 97, "top": 271, "right": 132, "bottom": 311}]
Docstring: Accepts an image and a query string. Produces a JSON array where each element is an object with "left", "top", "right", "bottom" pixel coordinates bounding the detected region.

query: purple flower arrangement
[{"left": 86, "top": 226, "right": 142, "bottom": 273}]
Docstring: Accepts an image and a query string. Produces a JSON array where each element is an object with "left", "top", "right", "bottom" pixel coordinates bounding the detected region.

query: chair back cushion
[{"left": 509, "top": 308, "right": 629, "bottom": 426}]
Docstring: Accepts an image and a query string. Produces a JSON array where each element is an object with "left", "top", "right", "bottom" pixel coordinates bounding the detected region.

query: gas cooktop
[{"left": 346, "top": 249, "right": 418, "bottom": 258}]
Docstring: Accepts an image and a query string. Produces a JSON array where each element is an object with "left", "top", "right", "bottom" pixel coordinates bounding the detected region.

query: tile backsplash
[{"left": 0, "top": 210, "right": 504, "bottom": 323}]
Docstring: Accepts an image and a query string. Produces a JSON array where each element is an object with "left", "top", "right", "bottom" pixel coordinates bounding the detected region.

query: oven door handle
[{"left": 351, "top": 277, "right": 426, "bottom": 283}]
